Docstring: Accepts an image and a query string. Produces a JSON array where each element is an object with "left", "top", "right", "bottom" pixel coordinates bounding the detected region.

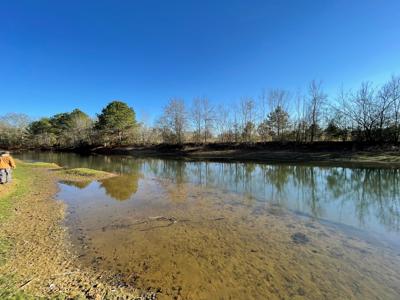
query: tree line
[{"left": 1, "top": 75, "right": 399, "bottom": 149}]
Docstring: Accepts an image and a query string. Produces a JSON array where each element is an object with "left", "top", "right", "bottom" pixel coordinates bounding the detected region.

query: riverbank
[
  {"left": 0, "top": 161, "right": 149, "bottom": 299},
  {"left": 10, "top": 142, "right": 400, "bottom": 167},
  {"left": 90, "top": 142, "right": 400, "bottom": 167}
]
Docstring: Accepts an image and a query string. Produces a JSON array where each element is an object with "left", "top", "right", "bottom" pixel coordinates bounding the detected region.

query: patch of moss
[
  {"left": 62, "top": 168, "right": 112, "bottom": 178},
  {"left": 55, "top": 168, "right": 115, "bottom": 183}
]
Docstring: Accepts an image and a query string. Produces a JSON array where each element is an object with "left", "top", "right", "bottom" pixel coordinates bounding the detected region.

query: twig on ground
[{"left": 18, "top": 278, "right": 33, "bottom": 289}]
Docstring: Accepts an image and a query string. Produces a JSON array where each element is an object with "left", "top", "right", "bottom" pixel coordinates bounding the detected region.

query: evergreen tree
[
  {"left": 95, "top": 101, "right": 137, "bottom": 145},
  {"left": 266, "top": 105, "right": 289, "bottom": 139}
]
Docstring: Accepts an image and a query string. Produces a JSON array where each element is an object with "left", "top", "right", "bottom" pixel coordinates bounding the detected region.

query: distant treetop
[{"left": 95, "top": 101, "right": 137, "bottom": 132}]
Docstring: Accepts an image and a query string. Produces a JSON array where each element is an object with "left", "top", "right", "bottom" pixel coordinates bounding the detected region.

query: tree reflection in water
[
  {"left": 150, "top": 161, "right": 400, "bottom": 233},
  {"left": 59, "top": 180, "right": 92, "bottom": 189},
  {"left": 99, "top": 173, "right": 142, "bottom": 201},
  {"left": 18, "top": 151, "right": 400, "bottom": 233}
]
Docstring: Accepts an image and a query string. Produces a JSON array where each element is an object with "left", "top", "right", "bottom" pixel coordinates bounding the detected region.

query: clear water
[{"left": 17, "top": 151, "right": 400, "bottom": 299}]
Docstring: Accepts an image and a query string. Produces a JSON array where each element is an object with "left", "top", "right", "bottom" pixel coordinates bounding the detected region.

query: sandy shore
[{"left": 0, "top": 161, "right": 149, "bottom": 299}]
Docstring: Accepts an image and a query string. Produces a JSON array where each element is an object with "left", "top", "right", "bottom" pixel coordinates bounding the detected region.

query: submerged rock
[{"left": 291, "top": 232, "right": 310, "bottom": 244}]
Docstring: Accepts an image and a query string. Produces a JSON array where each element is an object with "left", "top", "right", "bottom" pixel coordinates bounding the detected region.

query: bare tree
[
  {"left": 215, "top": 104, "right": 231, "bottom": 142},
  {"left": 268, "top": 89, "right": 290, "bottom": 112},
  {"left": 239, "top": 97, "right": 256, "bottom": 142},
  {"left": 379, "top": 75, "right": 400, "bottom": 141},
  {"left": 258, "top": 89, "right": 269, "bottom": 125},
  {"left": 232, "top": 108, "right": 241, "bottom": 143},
  {"left": 307, "top": 80, "right": 327, "bottom": 142},
  {"left": 0, "top": 113, "right": 31, "bottom": 148},
  {"left": 191, "top": 98, "right": 202, "bottom": 143},
  {"left": 338, "top": 82, "right": 379, "bottom": 142},
  {"left": 293, "top": 91, "right": 308, "bottom": 142},
  {"left": 190, "top": 97, "right": 215, "bottom": 143},
  {"left": 157, "top": 98, "right": 187, "bottom": 144},
  {"left": 200, "top": 98, "right": 215, "bottom": 143}
]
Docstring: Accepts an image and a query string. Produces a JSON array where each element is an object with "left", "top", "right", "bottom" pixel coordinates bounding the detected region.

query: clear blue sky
[{"left": 1, "top": 0, "right": 399, "bottom": 122}]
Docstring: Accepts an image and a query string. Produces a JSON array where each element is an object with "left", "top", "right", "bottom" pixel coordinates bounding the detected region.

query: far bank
[
  {"left": 8, "top": 141, "right": 400, "bottom": 168},
  {"left": 83, "top": 141, "right": 400, "bottom": 167}
]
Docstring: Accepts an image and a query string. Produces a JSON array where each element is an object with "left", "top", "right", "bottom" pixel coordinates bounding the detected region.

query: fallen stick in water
[
  {"left": 100, "top": 216, "right": 225, "bottom": 232},
  {"left": 147, "top": 216, "right": 178, "bottom": 223}
]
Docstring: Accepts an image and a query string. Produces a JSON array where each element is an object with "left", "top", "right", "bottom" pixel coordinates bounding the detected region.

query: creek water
[{"left": 17, "top": 151, "right": 400, "bottom": 299}]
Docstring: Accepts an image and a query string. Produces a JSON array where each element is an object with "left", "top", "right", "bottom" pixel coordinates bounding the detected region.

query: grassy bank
[
  {"left": 0, "top": 167, "right": 27, "bottom": 221},
  {"left": 60, "top": 167, "right": 115, "bottom": 180},
  {"left": 0, "top": 164, "right": 37, "bottom": 298},
  {"left": 0, "top": 161, "right": 142, "bottom": 299}
]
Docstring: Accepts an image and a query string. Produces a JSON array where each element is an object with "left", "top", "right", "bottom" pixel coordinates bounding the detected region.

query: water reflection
[
  {"left": 60, "top": 180, "right": 92, "bottom": 189},
  {"left": 99, "top": 174, "right": 142, "bottom": 201},
  {"left": 17, "top": 151, "right": 400, "bottom": 236}
]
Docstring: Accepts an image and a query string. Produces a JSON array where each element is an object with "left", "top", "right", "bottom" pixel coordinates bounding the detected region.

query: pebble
[{"left": 291, "top": 232, "right": 310, "bottom": 244}]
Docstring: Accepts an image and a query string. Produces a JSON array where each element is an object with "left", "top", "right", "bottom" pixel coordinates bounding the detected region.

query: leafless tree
[
  {"left": 239, "top": 97, "right": 256, "bottom": 142},
  {"left": 268, "top": 89, "right": 290, "bottom": 112},
  {"left": 157, "top": 98, "right": 187, "bottom": 144},
  {"left": 200, "top": 98, "right": 215, "bottom": 143},
  {"left": 190, "top": 97, "right": 215, "bottom": 143},
  {"left": 293, "top": 91, "right": 308, "bottom": 142},
  {"left": 338, "top": 82, "right": 379, "bottom": 142},
  {"left": 215, "top": 104, "right": 232, "bottom": 142},
  {"left": 307, "top": 80, "right": 327, "bottom": 142},
  {"left": 258, "top": 89, "right": 269, "bottom": 125},
  {"left": 0, "top": 113, "right": 31, "bottom": 148},
  {"left": 191, "top": 98, "right": 202, "bottom": 143},
  {"left": 379, "top": 75, "right": 400, "bottom": 141}
]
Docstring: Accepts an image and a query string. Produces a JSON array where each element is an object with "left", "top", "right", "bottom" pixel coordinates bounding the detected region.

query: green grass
[
  {"left": 62, "top": 167, "right": 111, "bottom": 177},
  {"left": 0, "top": 166, "right": 30, "bottom": 221},
  {"left": 0, "top": 164, "right": 34, "bottom": 299},
  {"left": 24, "top": 162, "right": 60, "bottom": 168}
]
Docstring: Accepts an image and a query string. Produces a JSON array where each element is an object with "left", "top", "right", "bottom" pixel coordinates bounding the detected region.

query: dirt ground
[{"left": 0, "top": 162, "right": 149, "bottom": 299}]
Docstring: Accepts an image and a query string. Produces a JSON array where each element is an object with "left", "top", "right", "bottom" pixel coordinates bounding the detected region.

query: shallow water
[{"left": 18, "top": 152, "right": 400, "bottom": 299}]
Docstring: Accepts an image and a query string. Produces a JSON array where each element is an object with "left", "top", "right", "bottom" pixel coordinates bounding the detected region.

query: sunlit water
[{"left": 17, "top": 152, "right": 400, "bottom": 299}]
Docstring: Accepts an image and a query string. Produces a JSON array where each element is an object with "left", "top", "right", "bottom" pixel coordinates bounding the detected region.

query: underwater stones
[
  {"left": 291, "top": 232, "right": 310, "bottom": 244},
  {"left": 297, "top": 287, "right": 306, "bottom": 296},
  {"left": 267, "top": 205, "right": 285, "bottom": 216},
  {"left": 304, "top": 222, "right": 318, "bottom": 229}
]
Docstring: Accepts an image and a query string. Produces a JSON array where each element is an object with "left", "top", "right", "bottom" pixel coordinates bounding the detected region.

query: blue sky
[{"left": 1, "top": 0, "right": 399, "bottom": 122}]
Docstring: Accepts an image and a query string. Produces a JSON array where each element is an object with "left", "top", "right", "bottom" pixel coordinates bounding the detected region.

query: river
[{"left": 16, "top": 151, "right": 400, "bottom": 299}]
